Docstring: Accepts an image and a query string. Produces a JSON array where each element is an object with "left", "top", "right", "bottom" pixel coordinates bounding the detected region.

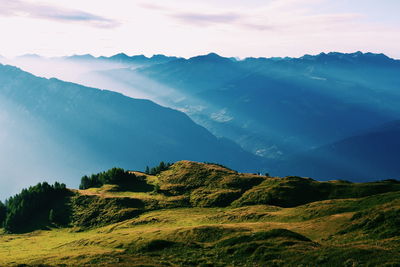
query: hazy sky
[{"left": 0, "top": 0, "right": 399, "bottom": 58}]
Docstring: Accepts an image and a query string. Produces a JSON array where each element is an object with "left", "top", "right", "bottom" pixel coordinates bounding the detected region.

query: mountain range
[
  {"left": 277, "top": 120, "right": 400, "bottom": 180},
  {"left": 2, "top": 51, "right": 400, "bottom": 186}
]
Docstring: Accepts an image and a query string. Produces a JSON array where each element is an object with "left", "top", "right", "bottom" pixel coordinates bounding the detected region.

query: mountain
[
  {"left": 275, "top": 120, "right": 400, "bottom": 181},
  {"left": 5, "top": 52, "right": 400, "bottom": 182},
  {"left": 0, "top": 63, "right": 264, "bottom": 199},
  {"left": 1, "top": 161, "right": 399, "bottom": 266},
  {"left": 66, "top": 53, "right": 179, "bottom": 67},
  {"left": 137, "top": 53, "right": 242, "bottom": 94},
  {"left": 135, "top": 52, "right": 400, "bottom": 158},
  {"left": 66, "top": 54, "right": 97, "bottom": 61}
]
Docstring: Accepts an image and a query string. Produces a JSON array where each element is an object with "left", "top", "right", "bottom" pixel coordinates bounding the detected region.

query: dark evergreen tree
[
  {"left": 79, "top": 175, "right": 90, "bottom": 190},
  {"left": 0, "top": 200, "right": 6, "bottom": 226},
  {"left": 147, "top": 162, "right": 172, "bottom": 175},
  {"left": 159, "top": 161, "right": 166, "bottom": 171}
]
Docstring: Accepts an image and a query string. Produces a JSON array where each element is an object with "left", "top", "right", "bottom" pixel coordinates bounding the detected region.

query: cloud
[
  {"left": 172, "top": 12, "right": 242, "bottom": 26},
  {"left": 138, "top": 3, "right": 169, "bottom": 11},
  {"left": 0, "top": 0, "right": 118, "bottom": 28},
  {"left": 169, "top": 10, "right": 277, "bottom": 31},
  {"left": 241, "top": 23, "right": 275, "bottom": 31},
  {"left": 139, "top": 2, "right": 242, "bottom": 27},
  {"left": 137, "top": 1, "right": 308, "bottom": 31},
  {"left": 136, "top": 0, "right": 363, "bottom": 34},
  {"left": 139, "top": 2, "right": 272, "bottom": 29}
]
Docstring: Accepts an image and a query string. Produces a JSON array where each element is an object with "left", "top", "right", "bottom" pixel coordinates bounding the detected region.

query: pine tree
[
  {"left": 159, "top": 161, "right": 166, "bottom": 171},
  {"left": 79, "top": 175, "right": 90, "bottom": 189},
  {"left": 0, "top": 201, "right": 6, "bottom": 226}
]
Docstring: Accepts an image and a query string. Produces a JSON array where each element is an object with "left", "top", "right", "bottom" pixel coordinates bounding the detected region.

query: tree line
[
  {"left": 79, "top": 167, "right": 138, "bottom": 190},
  {"left": 0, "top": 182, "right": 70, "bottom": 233},
  {"left": 144, "top": 161, "right": 172, "bottom": 175},
  {"left": 0, "top": 162, "right": 175, "bottom": 232}
]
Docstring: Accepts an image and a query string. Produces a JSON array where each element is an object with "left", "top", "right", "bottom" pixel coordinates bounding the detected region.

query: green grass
[
  {"left": 0, "top": 205, "right": 396, "bottom": 265},
  {"left": 1, "top": 161, "right": 400, "bottom": 266},
  {"left": 232, "top": 176, "right": 400, "bottom": 207},
  {"left": 1, "top": 197, "right": 398, "bottom": 266}
]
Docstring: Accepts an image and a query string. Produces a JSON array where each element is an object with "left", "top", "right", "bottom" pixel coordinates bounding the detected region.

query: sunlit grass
[
  {"left": 1, "top": 162, "right": 400, "bottom": 266},
  {"left": 1, "top": 191, "right": 399, "bottom": 266}
]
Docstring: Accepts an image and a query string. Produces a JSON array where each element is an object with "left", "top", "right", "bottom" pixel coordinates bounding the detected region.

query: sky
[{"left": 0, "top": 0, "right": 399, "bottom": 58}]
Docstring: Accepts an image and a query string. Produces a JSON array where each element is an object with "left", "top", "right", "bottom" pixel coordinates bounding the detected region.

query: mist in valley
[
  {"left": 0, "top": 96, "right": 102, "bottom": 200},
  {"left": 2, "top": 52, "right": 400, "bottom": 194},
  {"left": 2, "top": 56, "right": 177, "bottom": 103}
]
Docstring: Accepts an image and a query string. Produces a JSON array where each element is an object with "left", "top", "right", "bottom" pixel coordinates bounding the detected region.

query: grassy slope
[{"left": 0, "top": 161, "right": 399, "bottom": 266}]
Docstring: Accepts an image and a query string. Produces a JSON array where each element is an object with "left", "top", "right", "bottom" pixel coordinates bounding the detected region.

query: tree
[
  {"left": 79, "top": 176, "right": 90, "bottom": 190},
  {"left": 145, "top": 166, "right": 150, "bottom": 174},
  {"left": 159, "top": 161, "right": 166, "bottom": 171},
  {"left": 147, "top": 161, "right": 172, "bottom": 175},
  {"left": 0, "top": 201, "right": 6, "bottom": 226}
]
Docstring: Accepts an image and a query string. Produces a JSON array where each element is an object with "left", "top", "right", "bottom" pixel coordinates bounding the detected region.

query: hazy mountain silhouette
[
  {"left": 275, "top": 120, "right": 400, "bottom": 181},
  {"left": 66, "top": 53, "right": 178, "bottom": 67},
  {"left": 135, "top": 52, "right": 400, "bottom": 158},
  {"left": 5, "top": 51, "right": 400, "bottom": 182},
  {"left": 0, "top": 63, "right": 264, "bottom": 199}
]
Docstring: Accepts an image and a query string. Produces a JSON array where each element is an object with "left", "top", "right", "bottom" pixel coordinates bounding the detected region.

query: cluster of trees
[
  {"left": 0, "top": 182, "right": 69, "bottom": 233},
  {"left": 144, "top": 162, "right": 172, "bottom": 175},
  {"left": 79, "top": 167, "right": 137, "bottom": 190}
]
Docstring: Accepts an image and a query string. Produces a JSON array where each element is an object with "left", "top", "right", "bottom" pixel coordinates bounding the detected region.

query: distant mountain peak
[
  {"left": 68, "top": 54, "right": 96, "bottom": 60},
  {"left": 206, "top": 52, "right": 222, "bottom": 58},
  {"left": 151, "top": 54, "right": 171, "bottom": 60},
  {"left": 106, "top": 53, "right": 150, "bottom": 63},
  {"left": 110, "top": 53, "right": 130, "bottom": 59},
  {"left": 298, "top": 51, "right": 395, "bottom": 65},
  {"left": 17, "top": 54, "right": 42, "bottom": 59},
  {"left": 189, "top": 52, "right": 231, "bottom": 63},
  {"left": 350, "top": 51, "right": 363, "bottom": 57},
  {"left": 131, "top": 54, "right": 148, "bottom": 59}
]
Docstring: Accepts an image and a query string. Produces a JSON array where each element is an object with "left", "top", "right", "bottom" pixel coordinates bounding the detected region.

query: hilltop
[{"left": 0, "top": 161, "right": 399, "bottom": 266}]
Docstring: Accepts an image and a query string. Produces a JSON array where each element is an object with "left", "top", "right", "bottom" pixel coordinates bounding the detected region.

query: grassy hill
[{"left": 0, "top": 161, "right": 399, "bottom": 266}]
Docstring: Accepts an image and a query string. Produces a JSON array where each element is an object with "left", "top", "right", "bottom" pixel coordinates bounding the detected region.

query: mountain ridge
[
  {"left": 9, "top": 51, "right": 400, "bottom": 62},
  {"left": 0, "top": 63, "right": 265, "bottom": 199},
  {"left": 276, "top": 120, "right": 400, "bottom": 181},
  {"left": 4, "top": 51, "right": 400, "bottom": 182}
]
